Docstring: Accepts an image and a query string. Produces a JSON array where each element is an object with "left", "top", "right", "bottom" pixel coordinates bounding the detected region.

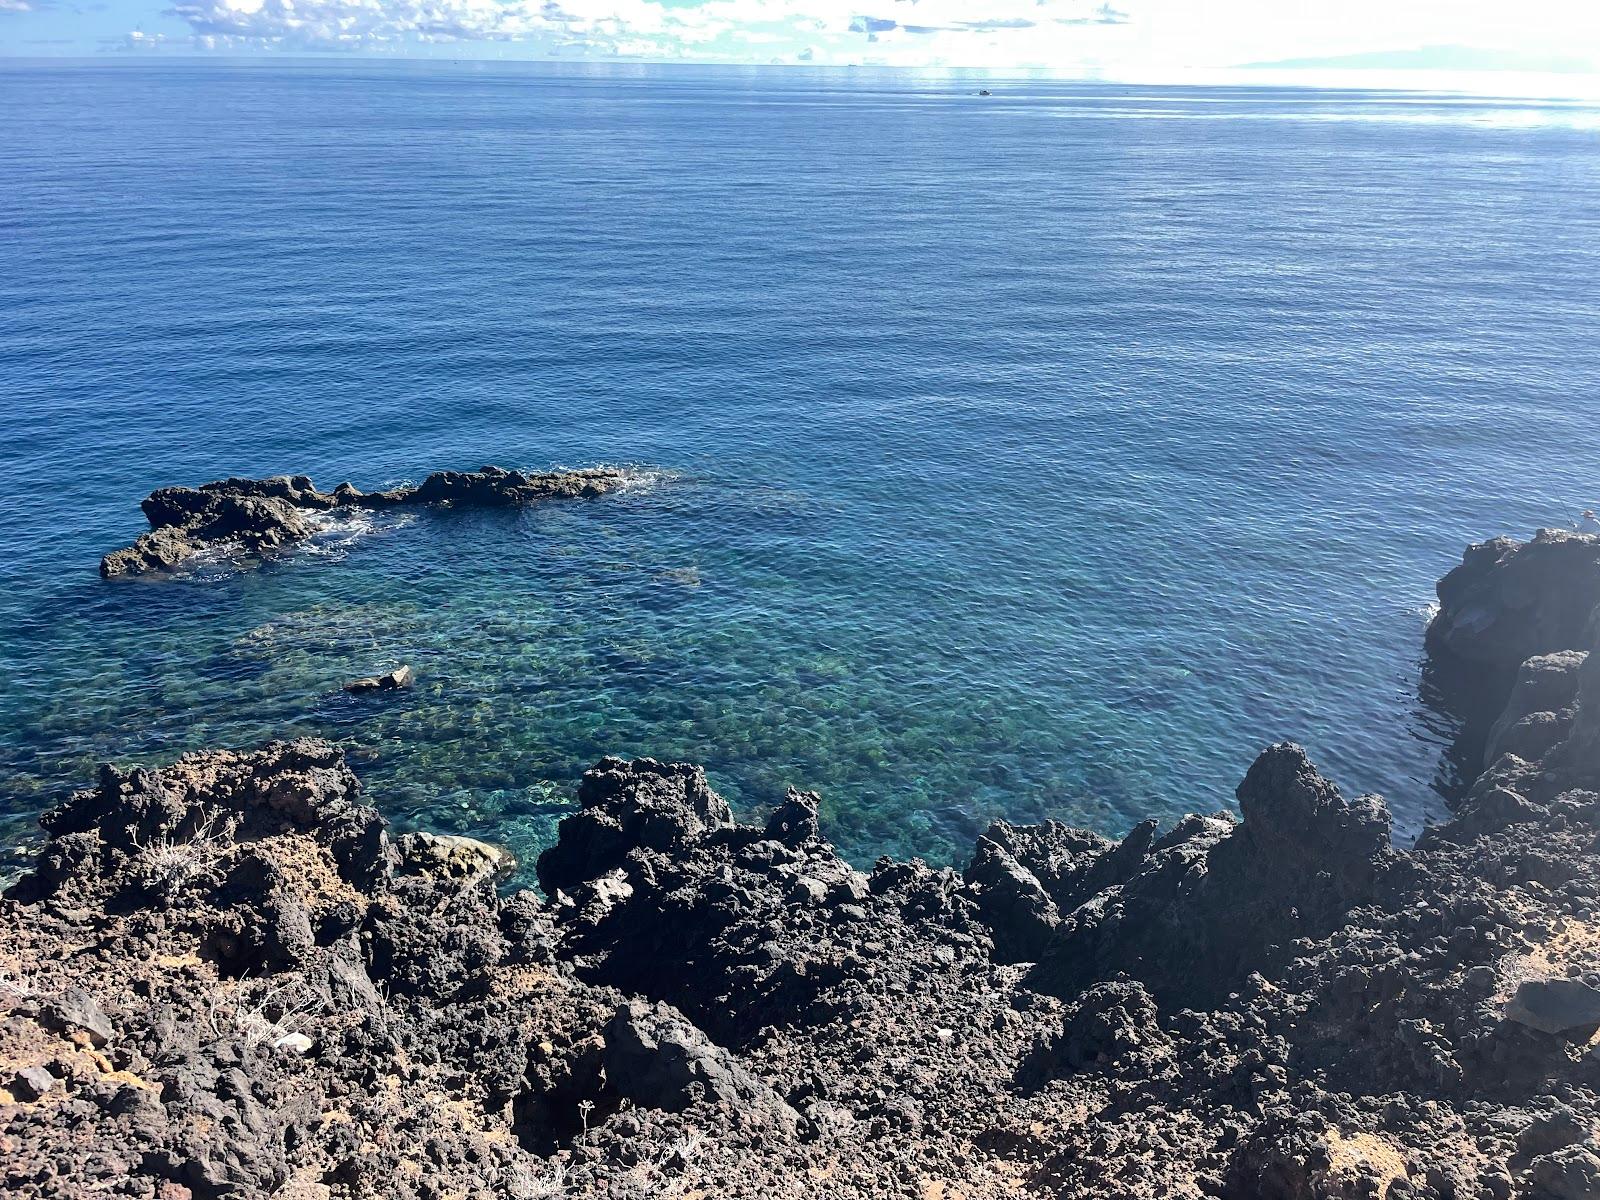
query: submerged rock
[
  {"left": 344, "top": 665, "right": 415, "bottom": 693},
  {"left": 99, "top": 464, "right": 633, "bottom": 577}
]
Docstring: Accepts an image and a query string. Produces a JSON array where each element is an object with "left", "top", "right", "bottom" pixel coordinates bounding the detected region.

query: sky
[{"left": 3, "top": 0, "right": 1600, "bottom": 78}]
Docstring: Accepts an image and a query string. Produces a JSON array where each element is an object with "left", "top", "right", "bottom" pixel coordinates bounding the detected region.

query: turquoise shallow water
[{"left": 3, "top": 62, "right": 1600, "bottom": 875}]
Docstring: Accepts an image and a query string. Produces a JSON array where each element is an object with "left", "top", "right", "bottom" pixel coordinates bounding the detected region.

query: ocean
[{"left": 3, "top": 60, "right": 1599, "bottom": 875}]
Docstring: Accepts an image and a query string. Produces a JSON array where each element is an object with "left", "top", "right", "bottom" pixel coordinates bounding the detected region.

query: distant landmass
[{"left": 1241, "top": 44, "right": 1599, "bottom": 74}]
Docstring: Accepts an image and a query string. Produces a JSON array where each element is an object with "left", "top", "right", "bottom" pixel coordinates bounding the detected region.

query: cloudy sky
[{"left": 3, "top": 0, "right": 1599, "bottom": 75}]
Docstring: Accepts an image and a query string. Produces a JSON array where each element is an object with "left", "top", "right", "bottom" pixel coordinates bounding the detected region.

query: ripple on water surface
[{"left": 2, "top": 64, "right": 1600, "bottom": 878}]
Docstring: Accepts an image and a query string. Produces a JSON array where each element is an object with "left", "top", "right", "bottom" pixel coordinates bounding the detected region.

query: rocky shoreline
[
  {"left": 99, "top": 466, "right": 633, "bottom": 577},
  {"left": 5, "top": 526, "right": 1598, "bottom": 1198}
]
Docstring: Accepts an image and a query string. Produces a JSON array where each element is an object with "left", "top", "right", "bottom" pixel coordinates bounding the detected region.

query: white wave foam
[
  {"left": 301, "top": 508, "right": 416, "bottom": 561},
  {"left": 611, "top": 465, "right": 678, "bottom": 493},
  {"left": 539, "top": 463, "right": 681, "bottom": 494}
]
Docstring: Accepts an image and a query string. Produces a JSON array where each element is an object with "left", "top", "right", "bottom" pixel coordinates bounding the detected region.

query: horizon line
[{"left": 4, "top": 53, "right": 1600, "bottom": 97}]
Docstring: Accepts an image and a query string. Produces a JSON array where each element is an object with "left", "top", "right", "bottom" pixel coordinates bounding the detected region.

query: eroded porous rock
[
  {"left": 1023, "top": 743, "right": 1392, "bottom": 1007},
  {"left": 538, "top": 756, "right": 977, "bottom": 1051},
  {"left": 11, "top": 704, "right": 1600, "bottom": 1199},
  {"left": 1422, "top": 525, "right": 1600, "bottom": 837},
  {"left": 1553, "top": 638, "right": 1600, "bottom": 788},
  {"left": 964, "top": 830, "right": 1064, "bottom": 962},
  {"left": 395, "top": 830, "right": 513, "bottom": 883},
  {"left": 536, "top": 756, "right": 734, "bottom": 897},
  {"left": 100, "top": 465, "right": 633, "bottom": 577},
  {"left": 2, "top": 740, "right": 1060, "bottom": 1198}
]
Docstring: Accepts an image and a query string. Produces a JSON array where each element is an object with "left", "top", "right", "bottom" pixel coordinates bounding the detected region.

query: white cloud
[
  {"left": 144, "top": 0, "right": 1600, "bottom": 68},
  {"left": 152, "top": 0, "right": 1137, "bottom": 55},
  {"left": 110, "top": 28, "right": 178, "bottom": 48},
  {"left": 167, "top": 0, "right": 640, "bottom": 50}
]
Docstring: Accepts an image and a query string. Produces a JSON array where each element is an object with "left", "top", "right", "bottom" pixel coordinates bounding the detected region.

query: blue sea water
[{"left": 3, "top": 61, "right": 1599, "bottom": 876}]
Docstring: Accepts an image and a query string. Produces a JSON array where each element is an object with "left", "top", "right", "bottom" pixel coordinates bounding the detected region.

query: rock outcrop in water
[
  {"left": 99, "top": 466, "right": 631, "bottom": 577},
  {"left": 1425, "top": 529, "right": 1600, "bottom": 752},
  {"left": 5, "top": 525, "right": 1600, "bottom": 1198},
  {"left": 343, "top": 666, "right": 415, "bottom": 694}
]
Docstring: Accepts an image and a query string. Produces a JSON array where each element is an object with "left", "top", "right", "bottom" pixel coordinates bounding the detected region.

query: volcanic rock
[
  {"left": 100, "top": 465, "right": 633, "bottom": 577},
  {"left": 10, "top": 1067, "right": 54, "bottom": 1102},
  {"left": 1025, "top": 742, "right": 1392, "bottom": 1006},
  {"left": 396, "top": 830, "right": 512, "bottom": 883},
  {"left": 1425, "top": 530, "right": 1600, "bottom": 753},
  {"left": 601, "top": 999, "right": 798, "bottom": 1128},
  {"left": 1504, "top": 978, "right": 1600, "bottom": 1036},
  {"left": 4, "top": 713, "right": 1600, "bottom": 1199},
  {"left": 964, "top": 832, "right": 1060, "bottom": 962},
  {"left": 39, "top": 988, "right": 112, "bottom": 1047}
]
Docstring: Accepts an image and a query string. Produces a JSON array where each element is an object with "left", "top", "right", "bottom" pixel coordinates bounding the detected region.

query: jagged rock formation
[
  {"left": 1428, "top": 530, "right": 1600, "bottom": 690},
  {"left": 1020, "top": 743, "right": 1394, "bottom": 1009},
  {"left": 4, "top": 526, "right": 1600, "bottom": 1198},
  {"left": 1425, "top": 529, "right": 1600, "bottom": 771},
  {"left": 1427, "top": 528, "right": 1600, "bottom": 812},
  {"left": 99, "top": 465, "right": 631, "bottom": 577}
]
